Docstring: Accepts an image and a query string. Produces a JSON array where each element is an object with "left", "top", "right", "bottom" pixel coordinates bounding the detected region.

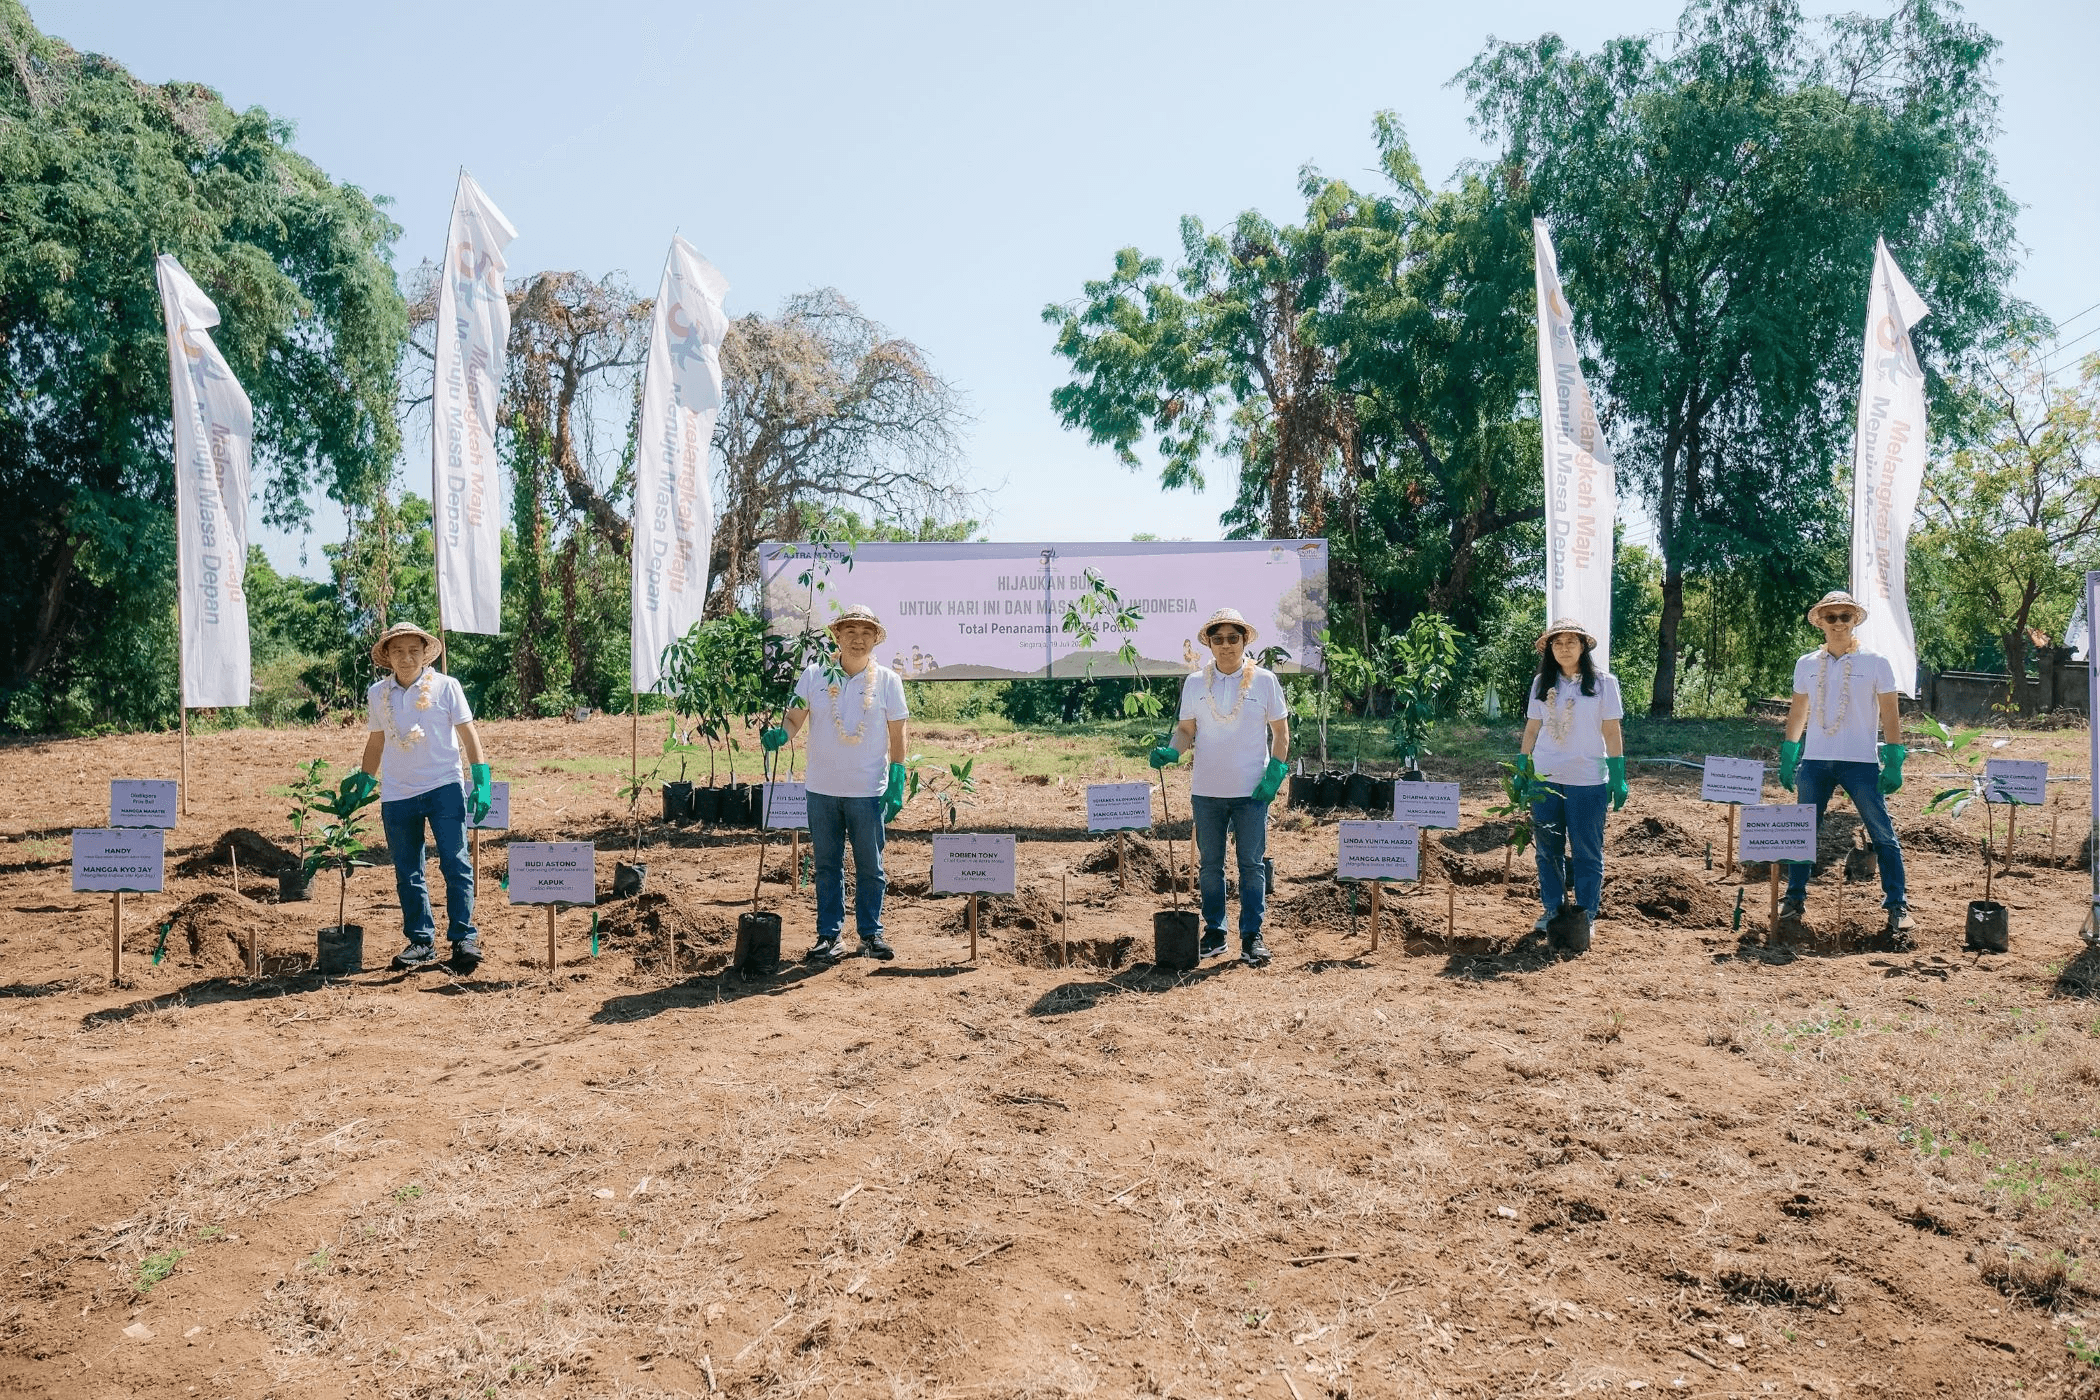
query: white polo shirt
[
  {"left": 1526, "top": 673, "right": 1624, "bottom": 787},
  {"left": 794, "top": 662, "right": 909, "bottom": 798},
  {"left": 366, "top": 668, "right": 474, "bottom": 802},
  {"left": 1792, "top": 647, "right": 1896, "bottom": 764},
  {"left": 1179, "top": 664, "right": 1289, "bottom": 799}
]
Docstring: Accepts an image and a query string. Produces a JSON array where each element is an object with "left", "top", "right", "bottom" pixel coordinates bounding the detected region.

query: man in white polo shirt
[
  {"left": 769, "top": 605, "right": 909, "bottom": 963},
  {"left": 1779, "top": 590, "right": 1911, "bottom": 934},
  {"left": 1150, "top": 607, "right": 1290, "bottom": 967}
]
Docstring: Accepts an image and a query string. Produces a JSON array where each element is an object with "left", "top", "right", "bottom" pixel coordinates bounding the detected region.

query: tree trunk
[
  {"left": 1651, "top": 561, "right": 1685, "bottom": 717},
  {"left": 11, "top": 530, "right": 78, "bottom": 691}
]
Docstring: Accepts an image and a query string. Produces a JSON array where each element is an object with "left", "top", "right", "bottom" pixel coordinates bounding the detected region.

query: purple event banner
[{"left": 759, "top": 540, "right": 1329, "bottom": 680}]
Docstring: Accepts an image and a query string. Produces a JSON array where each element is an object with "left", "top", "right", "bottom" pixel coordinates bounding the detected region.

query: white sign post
[
  {"left": 761, "top": 782, "right": 809, "bottom": 831},
  {"left": 1701, "top": 756, "right": 1765, "bottom": 873},
  {"left": 933, "top": 833, "right": 1017, "bottom": 962},
  {"left": 108, "top": 780, "right": 179, "bottom": 829},
  {"left": 1390, "top": 781, "right": 1461, "bottom": 830},
  {"left": 73, "top": 829, "right": 166, "bottom": 983},
  {"left": 1740, "top": 803, "right": 1817, "bottom": 936},
  {"left": 507, "top": 840, "right": 596, "bottom": 974},
  {"left": 1337, "top": 821, "right": 1421, "bottom": 953},
  {"left": 1983, "top": 759, "right": 2046, "bottom": 807},
  {"left": 1086, "top": 782, "right": 1153, "bottom": 892}
]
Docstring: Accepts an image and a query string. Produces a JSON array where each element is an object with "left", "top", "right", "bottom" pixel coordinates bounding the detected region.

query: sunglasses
[
  {"left": 1820, "top": 611, "right": 1859, "bottom": 626},
  {"left": 1208, "top": 629, "right": 1245, "bottom": 644}
]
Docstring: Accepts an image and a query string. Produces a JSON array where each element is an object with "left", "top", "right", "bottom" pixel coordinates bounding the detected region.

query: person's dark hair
[{"left": 1534, "top": 636, "right": 1598, "bottom": 701}]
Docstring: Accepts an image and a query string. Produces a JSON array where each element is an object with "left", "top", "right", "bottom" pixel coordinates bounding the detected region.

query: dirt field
[{"left": 3, "top": 715, "right": 2099, "bottom": 1399}]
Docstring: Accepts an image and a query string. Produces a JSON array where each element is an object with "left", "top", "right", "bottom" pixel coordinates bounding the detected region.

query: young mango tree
[
  {"left": 1385, "top": 612, "right": 1463, "bottom": 775},
  {"left": 1060, "top": 567, "right": 1165, "bottom": 724},
  {"left": 302, "top": 771, "right": 380, "bottom": 935}
]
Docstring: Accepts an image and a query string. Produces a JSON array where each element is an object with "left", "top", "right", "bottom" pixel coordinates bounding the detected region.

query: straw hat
[
  {"left": 1805, "top": 590, "right": 1869, "bottom": 625},
  {"left": 370, "top": 622, "right": 442, "bottom": 668},
  {"left": 1533, "top": 616, "right": 1599, "bottom": 653},
  {"left": 827, "top": 604, "right": 888, "bottom": 645},
  {"left": 1198, "top": 608, "right": 1258, "bottom": 646}
]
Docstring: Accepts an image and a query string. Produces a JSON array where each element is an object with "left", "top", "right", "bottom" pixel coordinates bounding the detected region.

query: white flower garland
[
  {"left": 1813, "top": 651, "right": 1856, "bottom": 737},
  {"left": 828, "top": 667, "right": 880, "bottom": 746},
  {"left": 1200, "top": 663, "right": 1255, "bottom": 724},
  {"left": 382, "top": 667, "right": 437, "bottom": 750},
  {"left": 1541, "top": 681, "right": 1580, "bottom": 745}
]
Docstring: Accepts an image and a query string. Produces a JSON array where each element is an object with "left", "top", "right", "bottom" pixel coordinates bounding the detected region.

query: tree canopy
[{"left": 0, "top": 0, "right": 406, "bottom": 729}]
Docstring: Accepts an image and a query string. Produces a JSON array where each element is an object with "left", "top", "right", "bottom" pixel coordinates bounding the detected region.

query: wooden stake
[
  {"left": 1446, "top": 881, "right": 1455, "bottom": 942},
  {"left": 230, "top": 844, "right": 239, "bottom": 897},
  {"left": 110, "top": 891, "right": 122, "bottom": 983},
  {"left": 2049, "top": 794, "right": 2060, "bottom": 865},
  {"left": 472, "top": 827, "right": 481, "bottom": 887},
  {"left": 968, "top": 893, "right": 979, "bottom": 962},
  {"left": 1502, "top": 843, "right": 1512, "bottom": 883},
  {"left": 1725, "top": 804, "right": 1737, "bottom": 875},
  {"left": 249, "top": 891, "right": 261, "bottom": 979},
  {"left": 179, "top": 705, "right": 189, "bottom": 818},
  {"left": 1118, "top": 831, "right": 1127, "bottom": 893},
  {"left": 790, "top": 831, "right": 802, "bottom": 892},
  {"left": 1368, "top": 880, "right": 1382, "bottom": 953},
  {"left": 1061, "top": 868, "right": 1069, "bottom": 969},
  {"left": 1767, "top": 861, "right": 1781, "bottom": 939},
  {"left": 2005, "top": 803, "right": 2019, "bottom": 875},
  {"left": 546, "top": 904, "right": 557, "bottom": 974}
]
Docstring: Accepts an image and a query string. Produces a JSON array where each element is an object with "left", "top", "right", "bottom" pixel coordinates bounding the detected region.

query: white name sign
[
  {"left": 506, "top": 841, "right": 596, "bottom": 905},
  {"left": 1085, "top": 782, "right": 1154, "bottom": 832},
  {"left": 108, "top": 780, "right": 178, "bottom": 828},
  {"left": 761, "top": 782, "right": 809, "bottom": 830},
  {"left": 1390, "top": 781, "right": 1462, "bottom": 829},
  {"left": 1983, "top": 759, "right": 2047, "bottom": 806},
  {"left": 72, "top": 829, "right": 166, "bottom": 893},
  {"left": 469, "top": 781, "right": 511, "bottom": 831},
  {"left": 1739, "top": 803, "right": 1817, "bottom": 862},
  {"left": 1336, "top": 821, "right": 1420, "bottom": 883},
  {"left": 1700, "top": 756, "right": 1765, "bottom": 806},
  {"left": 932, "top": 833, "right": 1016, "bottom": 895}
]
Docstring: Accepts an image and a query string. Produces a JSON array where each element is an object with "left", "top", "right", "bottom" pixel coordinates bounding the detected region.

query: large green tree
[
  {"left": 0, "top": 0, "right": 406, "bottom": 729},
  {"left": 1463, "top": 0, "right": 2019, "bottom": 714}
]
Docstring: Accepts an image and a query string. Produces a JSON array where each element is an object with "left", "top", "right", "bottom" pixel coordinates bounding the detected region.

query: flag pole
[{"left": 174, "top": 598, "right": 189, "bottom": 818}]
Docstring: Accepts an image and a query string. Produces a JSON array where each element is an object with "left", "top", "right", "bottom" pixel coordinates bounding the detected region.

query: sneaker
[
  {"left": 1885, "top": 904, "right": 1915, "bottom": 935},
  {"left": 804, "top": 938, "right": 847, "bottom": 965},
  {"left": 858, "top": 934, "right": 895, "bottom": 961},
  {"left": 1532, "top": 914, "right": 1551, "bottom": 935},
  {"left": 1778, "top": 897, "right": 1806, "bottom": 924},
  {"left": 1198, "top": 928, "right": 1229, "bottom": 960},
  {"left": 390, "top": 942, "right": 439, "bottom": 971},
  {"left": 447, "top": 939, "right": 483, "bottom": 975},
  {"left": 1240, "top": 932, "right": 1272, "bottom": 967}
]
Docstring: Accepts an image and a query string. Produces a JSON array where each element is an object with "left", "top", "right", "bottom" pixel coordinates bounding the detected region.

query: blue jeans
[
  {"left": 1190, "top": 794, "right": 1269, "bottom": 935},
  {"left": 379, "top": 781, "right": 476, "bottom": 944},
  {"left": 807, "top": 791, "right": 887, "bottom": 943},
  {"left": 1532, "top": 782, "right": 1608, "bottom": 916},
  {"left": 1787, "top": 759, "right": 1907, "bottom": 908}
]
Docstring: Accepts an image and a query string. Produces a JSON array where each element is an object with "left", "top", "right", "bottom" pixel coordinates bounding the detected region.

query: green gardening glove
[
  {"left": 1251, "top": 757, "right": 1289, "bottom": 804},
  {"left": 469, "top": 762, "right": 492, "bottom": 824},
  {"left": 342, "top": 769, "right": 379, "bottom": 809},
  {"left": 1778, "top": 739, "right": 1803, "bottom": 793},
  {"left": 881, "top": 762, "right": 907, "bottom": 823},
  {"left": 760, "top": 726, "right": 789, "bottom": 752},
  {"left": 1605, "top": 755, "right": 1628, "bottom": 812},
  {"left": 1148, "top": 744, "right": 1181, "bottom": 770},
  {"left": 1878, "top": 742, "right": 1906, "bottom": 795}
]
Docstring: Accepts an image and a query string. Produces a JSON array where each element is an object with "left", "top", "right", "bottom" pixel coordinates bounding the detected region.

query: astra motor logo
[
  {"left": 1874, "top": 311, "right": 1920, "bottom": 380},
  {"left": 178, "top": 321, "right": 236, "bottom": 384}
]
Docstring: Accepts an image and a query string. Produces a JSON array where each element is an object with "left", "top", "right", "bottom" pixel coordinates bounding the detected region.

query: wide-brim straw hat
[
  {"left": 370, "top": 622, "right": 443, "bottom": 668},
  {"left": 827, "top": 604, "right": 888, "bottom": 646},
  {"left": 1199, "top": 607, "right": 1258, "bottom": 646},
  {"left": 1533, "top": 616, "right": 1600, "bottom": 653},
  {"left": 1805, "top": 590, "right": 1870, "bottom": 625}
]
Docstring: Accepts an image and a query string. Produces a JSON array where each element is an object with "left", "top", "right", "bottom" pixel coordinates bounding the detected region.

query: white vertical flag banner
[
  {"left": 431, "top": 170, "right": 516, "bottom": 636},
  {"left": 630, "top": 236, "right": 730, "bottom": 693},
  {"left": 1849, "top": 237, "right": 1930, "bottom": 697},
  {"left": 155, "top": 255, "right": 252, "bottom": 708},
  {"left": 1533, "top": 220, "right": 1616, "bottom": 669}
]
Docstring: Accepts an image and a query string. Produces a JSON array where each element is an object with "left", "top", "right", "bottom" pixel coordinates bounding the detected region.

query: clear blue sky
[{"left": 30, "top": 0, "right": 2100, "bottom": 574}]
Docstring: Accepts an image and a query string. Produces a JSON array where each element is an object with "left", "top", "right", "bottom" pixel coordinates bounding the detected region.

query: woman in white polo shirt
[
  {"left": 1150, "top": 608, "right": 1290, "bottom": 967},
  {"left": 1519, "top": 617, "right": 1628, "bottom": 933},
  {"left": 1778, "top": 590, "right": 1909, "bottom": 933},
  {"left": 770, "top": 605, "right": 910, "bottom": 963}
]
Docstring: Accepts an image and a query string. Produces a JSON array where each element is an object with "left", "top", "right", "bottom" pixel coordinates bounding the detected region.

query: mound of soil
[
  {"left": 1608, "top": 869, "right": 1735, "bottom": 927},
  {"left": 1439, "top": 820, "right": 1520, "bottom": 856},
  {"left": 1272, "top": 880, "right": 1446, "bottom": 936},
  {"left": 1076, "top": 833, "right": 1178, "bottom": 893},
  {"left": 157, "top": 890, "right": 299, "bottom": 975},
  {"left": 1609, "top": 813, "right": 1707, "bottom": 859},
  {"left": 178, "top": 828, "right": 299, "bottom": 877},
  {"left": 947, "top": 884, "right": 1065, "bottom": 934},
  {"left": 595, "top": 891, "right": 739, "bottom": 971},
  {"left": 1899, "top": 821, "right": 1984, "bottom": 856},
  {"left": 985, "top": 926, "right": 1136, "bottom": 971}
]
